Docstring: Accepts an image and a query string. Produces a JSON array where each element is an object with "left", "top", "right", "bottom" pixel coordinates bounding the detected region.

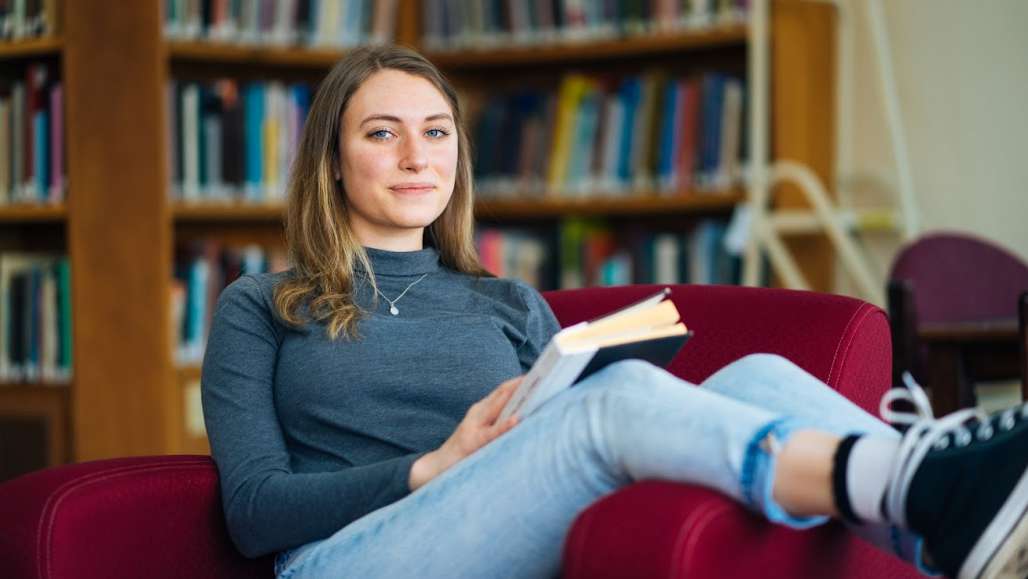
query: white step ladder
[{"left": 742, "top": 0, "right": 919, "bottom": 307}]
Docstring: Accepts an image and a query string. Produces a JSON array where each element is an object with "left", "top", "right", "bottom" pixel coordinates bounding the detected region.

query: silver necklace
[{"left": 373, "top": 273, "right": 429, "bottom": 316}]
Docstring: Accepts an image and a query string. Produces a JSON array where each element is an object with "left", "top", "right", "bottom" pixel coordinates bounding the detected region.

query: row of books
[
  {"left": 422, "top": 0, "right": 748, "bottom": 51},
  {"left": 172, "top": 242, "right": 288, "bottom": 365},
  {"left": 561, "top": 218, "right": 741, "bottom": 288},
  {"left": 0, "top": 0, "right": 58, "bottom": 41},
  {"left": 0, "top": 63, "right": 66, "bottom": 206},
  {"left": 477, "top": 228, "right": 549, "bottom": 290},
  {"left": 0, "top": 253, "right": 72, "bottom": 384},
  {"left": 478, "top": 217, "right": 741, "bottom": 290},
  {"left": 163, "top": 0, "right": 398, "bottom": 48},
  {"left": 168, "top": 79, "right": 311, "bottom": 203},
  {"left": 473, "top": 71, "right": 745, "bottom": 199}
]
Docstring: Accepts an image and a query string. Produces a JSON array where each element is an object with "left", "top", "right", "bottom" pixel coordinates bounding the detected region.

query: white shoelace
[{"left": 878, "top": 373, "right": 1028, "bottom": 528}]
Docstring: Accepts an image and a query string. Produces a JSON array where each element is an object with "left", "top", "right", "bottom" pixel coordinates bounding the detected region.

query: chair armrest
[
  {"left": 562, "top": 481, "right": 919, "bottom": 579},
  {"left": 547, "top": 286, "right": 903, "bottom": 578},
  {"left": 0, "top": 455, "right": 272, "bottom": 579}
]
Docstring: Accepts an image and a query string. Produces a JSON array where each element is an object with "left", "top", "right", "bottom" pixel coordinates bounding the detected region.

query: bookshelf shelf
[
  {"left": 0, "top": 37, "right": 63, "bottom": 59},
  {"left": 425, "top": 25, "right": 747, "bottom": 68},
  {"left": 165, "top": 41, "right": 343, "bottom": 68},
  {"left": 0, "top": 204, "right": 67, "bottom": 223},
  {"left": 475, "top": 190, "right": 744, "bottom": 219},
  {"left": 172, "top": 202, "right": 285, "bottom": 222},
  {"left": 0, "top": 383, "right": 70, "bottom": 393}
]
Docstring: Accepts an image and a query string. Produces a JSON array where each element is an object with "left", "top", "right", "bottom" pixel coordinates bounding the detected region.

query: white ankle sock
[{"left": 846, "top": 436, "right": 901, "bottom": 525}]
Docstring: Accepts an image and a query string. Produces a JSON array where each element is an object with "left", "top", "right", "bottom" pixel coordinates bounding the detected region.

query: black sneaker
[{"left": 880, "top": 374, "right": 1028, "bottom": 579}]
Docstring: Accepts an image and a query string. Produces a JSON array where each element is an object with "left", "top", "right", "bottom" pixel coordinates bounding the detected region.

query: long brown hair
[{"left": 275, "top": 44, "right": 490, "bottom": 339}]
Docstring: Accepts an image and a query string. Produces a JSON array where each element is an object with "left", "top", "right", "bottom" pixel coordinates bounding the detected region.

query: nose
[{"left": 399, "top": 135, "right": 428, "bottom": 173}]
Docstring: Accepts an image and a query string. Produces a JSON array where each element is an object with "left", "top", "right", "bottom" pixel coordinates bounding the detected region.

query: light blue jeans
[{"left": 275, "top": 354, "right": 926, "bottom": 578}]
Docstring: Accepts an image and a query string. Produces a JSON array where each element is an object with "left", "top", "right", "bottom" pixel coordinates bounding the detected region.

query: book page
[{"left": 562, "top": 299, "right": 681, "bottom": 345}]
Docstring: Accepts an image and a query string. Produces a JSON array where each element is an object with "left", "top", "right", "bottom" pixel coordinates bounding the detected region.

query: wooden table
[{"left": 919, "top": 319, "right": 1023, "bottom": 415}]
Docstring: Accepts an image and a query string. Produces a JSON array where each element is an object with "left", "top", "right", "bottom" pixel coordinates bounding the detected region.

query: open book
[{"left": 499, "top": 288, "right": 691, "bottom": 421}]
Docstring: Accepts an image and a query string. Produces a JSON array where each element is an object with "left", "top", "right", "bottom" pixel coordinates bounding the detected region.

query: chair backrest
[
  {"left": 544, "top": 283, "right": 891, "bottom": 414},
  {"left": 889, "top": 232, "right": 1028, "bottom": 324}
]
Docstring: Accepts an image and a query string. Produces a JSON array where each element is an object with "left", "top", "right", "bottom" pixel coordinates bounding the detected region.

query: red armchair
[{"left": 0, "top": 285, "right": 919, "bottom": 579}]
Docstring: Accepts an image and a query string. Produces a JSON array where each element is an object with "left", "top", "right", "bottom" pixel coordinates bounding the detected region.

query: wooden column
[
  {"left": 772, "top": 0, "right": 837, "bottom": 291},
  {"left": 64, "top": 1, "right": 176, "bottom": 459}
]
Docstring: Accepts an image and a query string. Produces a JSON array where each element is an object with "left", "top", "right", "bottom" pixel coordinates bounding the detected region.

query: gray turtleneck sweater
[{"left": 201, "top": 247, "right": 561, "bottom": 557}]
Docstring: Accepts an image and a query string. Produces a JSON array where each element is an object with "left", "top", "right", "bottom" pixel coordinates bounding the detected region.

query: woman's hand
[{"left": 408, "top": 375, "right": 523, "bottom": 491}]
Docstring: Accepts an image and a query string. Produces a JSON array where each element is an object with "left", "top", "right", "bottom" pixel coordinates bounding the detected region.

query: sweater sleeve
[
  {"left": 513, "top": 281, "right": 562, "bottom": 372},
  {"left": 201, "top": 276, "right": 425, "bottom": 558}
]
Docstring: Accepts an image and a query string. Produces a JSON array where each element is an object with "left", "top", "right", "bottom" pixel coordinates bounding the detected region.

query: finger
[
  {"left": 483, "top": 381, "right": 520, "bottom": 422},
  {"left": 488, "top": 416, "right": 519, "bottom": 439}
]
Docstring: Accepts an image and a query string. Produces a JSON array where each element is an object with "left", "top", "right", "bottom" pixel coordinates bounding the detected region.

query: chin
[{"left": 389, "top": 211, "right": 444, "bottom": 230}]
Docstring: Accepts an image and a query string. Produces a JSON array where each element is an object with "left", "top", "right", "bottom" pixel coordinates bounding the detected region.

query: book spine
[
  {"left": 33, "top": 106, "right": 47, "bottom": 202},
  {"left": 11, "top": 82, "right": 23, "bottom": 203},
  {"left": 49, "top": 82, "right": 62, "bottom": 202},
  {"left": 56, "top": 256, "right": 71, "bottom": 379},
  {"left": 0, "top": 98, "right": 9, "bottom": 205},
  {"left": 182, "top": 83, "right": 200, "bottom": 200},
  {"left": 511, "top": 341, "right": 595, "bottom": 420}
]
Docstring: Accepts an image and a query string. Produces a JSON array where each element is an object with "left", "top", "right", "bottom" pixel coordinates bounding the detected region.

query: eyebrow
[{"left": 359, "top": 113, "right": 454, "bottom": 127}]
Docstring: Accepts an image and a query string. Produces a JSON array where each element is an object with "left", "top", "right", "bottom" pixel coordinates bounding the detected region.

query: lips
[{"left": 389, "top": 183, "right": 436, "bottom": 194}]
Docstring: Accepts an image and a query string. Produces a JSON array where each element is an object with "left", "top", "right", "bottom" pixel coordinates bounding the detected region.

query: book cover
[{"left": 500, "top": 288, "right": 690, "bottom": 420}]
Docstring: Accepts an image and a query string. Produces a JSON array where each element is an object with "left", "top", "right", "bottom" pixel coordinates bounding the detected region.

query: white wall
[{"left": 833, "top": 0, "right": 1028, "bottom": 297}]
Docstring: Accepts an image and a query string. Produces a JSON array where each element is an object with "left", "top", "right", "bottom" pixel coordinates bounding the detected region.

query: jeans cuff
[{"left": 740, "top": 417, "right": 829, "bottom": 530}]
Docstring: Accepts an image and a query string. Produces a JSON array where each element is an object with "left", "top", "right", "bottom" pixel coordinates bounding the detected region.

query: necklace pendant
[{"left": 389, "top": 305, "right": 399, "bottom": 316}]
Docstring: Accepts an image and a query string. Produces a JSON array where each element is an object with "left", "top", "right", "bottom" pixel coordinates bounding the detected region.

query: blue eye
[
  {"left": 369, "top": 129, "right": 393, "bottom": 140},
  {"left": 426, "top": 128, "right": 450, "bottom": 138}
]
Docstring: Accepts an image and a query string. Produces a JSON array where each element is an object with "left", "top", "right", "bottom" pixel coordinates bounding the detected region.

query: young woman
[{"left": 201, "top": 45, "right": 1028, "bottom": 579}]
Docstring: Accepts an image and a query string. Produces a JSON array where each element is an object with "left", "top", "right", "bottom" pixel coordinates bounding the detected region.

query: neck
[{"left": 354, "top": 227, "right": 425, "bottom": 252}]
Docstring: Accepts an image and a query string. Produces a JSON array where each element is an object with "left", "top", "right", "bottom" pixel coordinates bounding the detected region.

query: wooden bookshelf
[
  {"left": 0, "top": 0, "right": 837, "bottom": 465},
  {"left": 0, "top": 27, "right": 68, "bottom": 480},
  {"left": 0, "top": 37, "right": 63, "bottom": 59},
  {"left": 0, "top": 204, "right": 67, "bottom": 223},
  {"left": 426, "top": 25, "right": 748, "bottom": 68}
]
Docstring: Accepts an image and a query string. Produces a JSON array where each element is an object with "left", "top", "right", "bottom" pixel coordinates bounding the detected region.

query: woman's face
[{"left": 337, "top": 69, "right": 459, "bottom": 250}]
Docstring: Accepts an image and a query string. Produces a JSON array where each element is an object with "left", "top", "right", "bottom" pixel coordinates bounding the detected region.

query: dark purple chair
[{"left": 887, "top": 231, "right": 1028, "bottom": 413}]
